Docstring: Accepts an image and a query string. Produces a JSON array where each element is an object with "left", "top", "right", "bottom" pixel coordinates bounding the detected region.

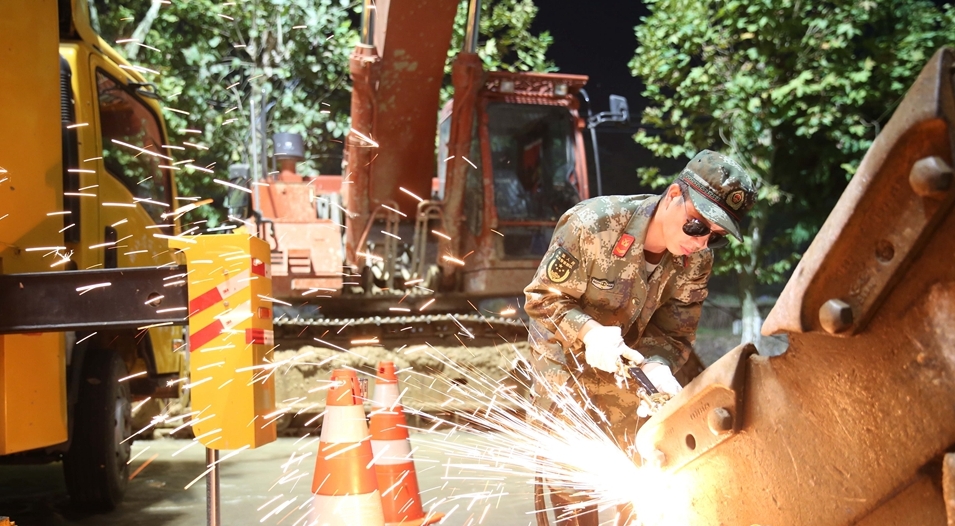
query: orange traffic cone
[
  {"left": 311, "top": 369, "right": 384, "bottom": 526},
  {"left": 369, "top": 362, "right": 442, "bottom": 526}
]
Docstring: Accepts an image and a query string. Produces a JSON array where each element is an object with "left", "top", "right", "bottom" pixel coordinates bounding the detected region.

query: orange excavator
[{"left": 247, "top": 0, "right": 604, "bottom": 345}]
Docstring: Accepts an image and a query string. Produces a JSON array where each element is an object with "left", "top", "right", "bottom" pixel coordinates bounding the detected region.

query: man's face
[{"left": 660, "top": 185, "right": 728, "bottom": 256}]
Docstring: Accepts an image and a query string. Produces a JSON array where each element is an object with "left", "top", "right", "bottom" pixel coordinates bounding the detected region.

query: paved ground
[{"left": 0, "top": 432, "right": 617, "bottom": 526}]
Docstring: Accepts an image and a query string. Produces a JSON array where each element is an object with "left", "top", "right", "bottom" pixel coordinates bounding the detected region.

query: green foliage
[
  {"left": 91, "top": 0, "right": 359, "bottom": 225},
  {"left": 630, "top": 0, "right": 955, "bottom": 287},
  {"left": 441, "top": 0, "right": 557, "bottom": 104},
  {"left": 91, "top": 0, "right": 552, "bottom": 224}
]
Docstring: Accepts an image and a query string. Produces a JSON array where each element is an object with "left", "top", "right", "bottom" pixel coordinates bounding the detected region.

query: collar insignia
[{"left": 612, "top": 234, "right": 635, "bottom": 258}]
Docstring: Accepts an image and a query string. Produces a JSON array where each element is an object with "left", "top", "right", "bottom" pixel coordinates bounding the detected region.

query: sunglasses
[
  {"left": 683, "top": 218, "right": 729, "bottom": 248},
  {"left": 681, "top": 192, "right": 729, "bottom": 248}
]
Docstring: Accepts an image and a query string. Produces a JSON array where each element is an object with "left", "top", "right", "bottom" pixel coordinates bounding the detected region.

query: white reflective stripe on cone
[
  {"left": 372, "top": 383, "right": 400, "bottom": 408},
  {"left": 321, "top": 406, "right": 370, "bottom": 443},
  {"left": 310, "top": 490, "right": 385, "bottom": 526},
  {"left": 371, "top": 438, "right": 413, "bottom": 465}
]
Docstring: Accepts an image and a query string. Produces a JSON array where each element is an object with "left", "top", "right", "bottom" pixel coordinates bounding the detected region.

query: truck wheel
[{"left": 62, "top": 349, "right": 132, "bottom": 511}]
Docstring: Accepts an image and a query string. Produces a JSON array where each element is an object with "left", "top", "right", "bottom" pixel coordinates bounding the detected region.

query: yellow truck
[{"left": 0, "top": 0, "right": 187, "bottom": 510}]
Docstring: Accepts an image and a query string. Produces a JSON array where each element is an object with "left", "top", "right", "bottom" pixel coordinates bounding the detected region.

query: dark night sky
[{"left": 531, "top": 0, "right": 676, "bottom": 197}]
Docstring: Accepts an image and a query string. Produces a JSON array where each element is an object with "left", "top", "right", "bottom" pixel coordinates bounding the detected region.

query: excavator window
[
  {"left": 95, "top": 70, "right": 171, "bottom": 224},
  {"left": 486, "top": 103, "right": 580, "bottom": 258}
]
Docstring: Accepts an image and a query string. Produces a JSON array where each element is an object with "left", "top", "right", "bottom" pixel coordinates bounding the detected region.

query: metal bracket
[
  {"left": 636, "top": 343, "right": 756, "bottom": 472},
  {"left": 0, "top": 265, "right": 189, "bottom": 333}
]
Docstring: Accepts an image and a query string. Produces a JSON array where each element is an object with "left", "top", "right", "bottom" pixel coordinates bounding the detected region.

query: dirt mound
[{"left": 271, "top": 341, "right": 532, "bottom": 418}]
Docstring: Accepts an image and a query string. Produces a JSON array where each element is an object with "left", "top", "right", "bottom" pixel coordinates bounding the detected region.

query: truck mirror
[
  {"left": 226, "top": 163, "right": 251, "bottom": 218},
  {"left": 609, "top": 94, "right": 629, "bottom": 123}
]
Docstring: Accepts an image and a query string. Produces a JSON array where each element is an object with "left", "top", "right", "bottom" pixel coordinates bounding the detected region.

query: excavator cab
[{"left": 438, "top": 71, "right": 590, "bottom": 296}]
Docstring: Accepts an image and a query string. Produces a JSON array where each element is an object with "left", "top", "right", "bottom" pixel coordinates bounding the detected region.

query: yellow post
[{"left": 169, "top": 233, "right": 276, "bottom": 449}]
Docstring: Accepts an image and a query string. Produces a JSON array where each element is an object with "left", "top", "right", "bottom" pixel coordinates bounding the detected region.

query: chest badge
[
  {"left": 612, "top": 234, "right": 636, "bottom": 258},
  {"left": 545, "top": 247, "right": 579, "bottom": 284},
  {"left": 590, "top": 277, "right": 615, "bottom": 291}
]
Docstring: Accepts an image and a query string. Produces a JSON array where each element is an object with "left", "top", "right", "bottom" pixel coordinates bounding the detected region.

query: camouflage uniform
[
  {"left": 524, "top": 194, "right": 712, "bottom": 443},
  {"left": 524, "top": 150, "right": 756, "bottom": 525}
]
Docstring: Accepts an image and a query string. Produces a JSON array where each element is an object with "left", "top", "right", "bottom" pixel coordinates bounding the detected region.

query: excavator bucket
[{"left": 634, "top": 47, "right": 955, "bottom": 525}]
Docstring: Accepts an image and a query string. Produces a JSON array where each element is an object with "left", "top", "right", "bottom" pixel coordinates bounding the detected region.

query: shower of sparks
[
  {"left": 442, "top": 255, "right": 466, "bottom": 266},
  {"left": 381, "top": 204, "right": 407, "bottom": 218},
  {"left": 162, "top": 198, "right": 214, "bottom": 220},
  {"left": 119, "top": 64, "right": 160, "bottom": 75},
  {"left": 315, "top": 196, "right": 355, "bottom": 219},
  {"left": 153, "top": 233, "right": 198, "bottom": 244},
  {"left": 76, "top": 282, "right": 111, "bottom": 294},
  {"left": 128, "top": 453, "right": 159, "bottom": 481},
  {"left": 188, "top": 164, "right": 215, "bottom": 174},
  {"left": 356, "top": 251, "right": 383, "bottom": 263},
  {"left": 258, "top": 294, "right": 292, "bottom": 306},
  {"left": 392, "top": 348, "right": 678, "bottom": 525},
  {"left": 75, "top": 331, "right": 97, "bottom": 345},
  {"left": 246, "top": 339, "right": 681, "bottom": 525},
  {"left": 14, "top": 8, "right": 682, "bottom": 525},
  {"left": 400, "top": 186, "right": 424, "bottom": 202},
  {"left": 349, "top": 128, "right": 379, "bottom": 147},
  {"left": 118, "top": 371, "right": 148, "bottom": 382},
  {"left": 214, "top": 178, "right": 252, "bottom": 193},
  {"left": 112, "top": 139, "right": 173, "bottom": 160},
  {"left": 132, "top": 42, "right": 161, "bottom": 52}
]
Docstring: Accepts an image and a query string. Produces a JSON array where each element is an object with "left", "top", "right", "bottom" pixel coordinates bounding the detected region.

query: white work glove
[
  {"left": 642, "top": 361, "right": 682, "bottom": 396},
  {"left": 581, "top": 325, "right": 644, "bottom": 373}
]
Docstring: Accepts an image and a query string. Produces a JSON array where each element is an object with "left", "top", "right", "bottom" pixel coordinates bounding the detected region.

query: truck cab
[{"left": 0, "top": 0, "right": 183, "bottom": 510}]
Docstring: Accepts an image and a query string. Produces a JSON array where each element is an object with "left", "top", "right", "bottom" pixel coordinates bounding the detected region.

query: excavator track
[{"left": 273, "top": 312, "right": 529, "bottom": 349}]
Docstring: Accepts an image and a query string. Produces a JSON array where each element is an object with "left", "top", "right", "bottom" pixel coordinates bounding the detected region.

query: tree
[
  {"left": 92, "top": 0, "right": 554, "bottom": 224},
  {"left": 629, "top": 0, "right": 955, "bottom": 347},
  {"left": 91, "top": 0, "right": 359, "bottom": 226},
  {"left": 441, "top": 0, "right": 557, "bottom": 103}
]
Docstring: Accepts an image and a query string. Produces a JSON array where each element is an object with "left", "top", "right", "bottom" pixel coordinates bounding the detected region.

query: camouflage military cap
[{"left": 677, "top": 150, "right": 756, "bottom": 240}]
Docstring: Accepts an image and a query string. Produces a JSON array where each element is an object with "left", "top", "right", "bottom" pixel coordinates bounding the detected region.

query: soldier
[{"left": 524, "top": 149, "right": 756, "bottom": 526}]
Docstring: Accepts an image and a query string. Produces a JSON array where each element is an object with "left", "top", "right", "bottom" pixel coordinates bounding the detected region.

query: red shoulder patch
[{"left": 612, "top": 234, "right": 635, "bottom": 258}]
